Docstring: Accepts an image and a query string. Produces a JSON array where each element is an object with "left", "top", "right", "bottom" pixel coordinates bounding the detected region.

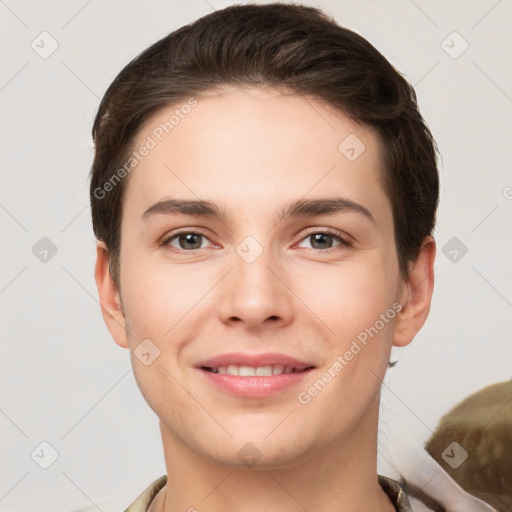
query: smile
[{"left": 203, "top": 364, "right": 312, "bottom": 376}]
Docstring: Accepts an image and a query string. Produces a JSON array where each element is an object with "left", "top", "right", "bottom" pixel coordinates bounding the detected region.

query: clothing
[{"left": 124, "top": 474, "right": 414, "bottom": 511}]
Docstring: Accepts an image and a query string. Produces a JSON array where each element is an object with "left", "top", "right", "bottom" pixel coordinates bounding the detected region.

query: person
[{"left": 89, "top": 3, "right": 441, "bottom": 510}]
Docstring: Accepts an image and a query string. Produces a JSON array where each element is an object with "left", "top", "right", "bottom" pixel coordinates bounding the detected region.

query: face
[{"left": 104, "top": 86, "right": 415, "bottom": 469}]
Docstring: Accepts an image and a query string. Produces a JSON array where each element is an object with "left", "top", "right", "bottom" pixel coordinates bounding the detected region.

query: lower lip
[{"left": 197, "top": 368, "right": 314, "bottom": 398}]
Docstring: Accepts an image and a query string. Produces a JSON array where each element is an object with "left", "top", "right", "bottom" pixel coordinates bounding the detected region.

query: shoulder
[
  {"left": 379, "top": 474, "right": 415, "bottom": 511},
  {"left": 378, "top": 474, "right": 446, "bottom": 512},
  {"left": 124, "top": 475, "right": 167, "bottom": 512}
]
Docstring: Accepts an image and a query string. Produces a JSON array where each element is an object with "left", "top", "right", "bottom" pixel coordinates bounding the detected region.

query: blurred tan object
[{"left": 426, "top": 380, "right": 512, "bottom": 512}]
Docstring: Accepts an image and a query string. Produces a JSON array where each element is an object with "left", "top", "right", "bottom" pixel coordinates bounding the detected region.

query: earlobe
[
  {"left": 392, "top": 236, "right": 436, "bottom": 348},
  {"left": 94, "top": 241, "right": 129, "bottom": 349}
]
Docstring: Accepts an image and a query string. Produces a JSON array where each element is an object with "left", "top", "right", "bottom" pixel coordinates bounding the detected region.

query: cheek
[
  {"left": 294, "top": 259, "right": 400, "bottom": 342},
  {"left": 120, "top": 255, "right": 209, "bottom": 339},
  {"left": 120, "top": 269, "right": 197, "bottom": 415}
]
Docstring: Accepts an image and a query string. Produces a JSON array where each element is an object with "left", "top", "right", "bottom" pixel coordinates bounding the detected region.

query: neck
[{"left": 154, "top": 397, "right": 395, "bottom": 512}]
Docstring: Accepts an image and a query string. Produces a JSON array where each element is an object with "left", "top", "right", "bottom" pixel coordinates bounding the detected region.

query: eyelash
[{"left": 158, "top": 228, "right": 353, "bottom": 254}]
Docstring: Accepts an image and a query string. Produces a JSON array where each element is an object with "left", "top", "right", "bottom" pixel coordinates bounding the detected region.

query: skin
[{"left": 95, "top": 86, "right": 435, "bottom": 512}]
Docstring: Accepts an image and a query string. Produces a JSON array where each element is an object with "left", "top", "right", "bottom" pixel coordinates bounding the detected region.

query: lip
[
  {"left": 196, "top": 352, "right": 314, "bottom": 369},
  {"left": 195, "top": 352, "right": 315, "bottom": 398}
]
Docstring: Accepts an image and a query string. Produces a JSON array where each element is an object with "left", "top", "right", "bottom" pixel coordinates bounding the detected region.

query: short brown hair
[{"left": 89, "top": 3, "right": 439, "bottom": 288}]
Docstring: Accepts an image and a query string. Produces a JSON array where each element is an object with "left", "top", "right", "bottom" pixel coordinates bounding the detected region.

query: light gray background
[{"left": 1, "top": 0, "right": 511, "bottom": 511}]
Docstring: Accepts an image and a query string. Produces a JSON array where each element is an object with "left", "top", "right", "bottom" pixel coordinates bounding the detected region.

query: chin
[{"left": 208, "top": 443, "right": 311, "bottom": 471}]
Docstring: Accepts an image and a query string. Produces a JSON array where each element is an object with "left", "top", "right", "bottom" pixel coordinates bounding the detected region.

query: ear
[
  {"left": 94, "top": 241, "right": 129, "bottom": 349},
  {"left": 392, "top": 236, "right": 436, "bottom": 347}
]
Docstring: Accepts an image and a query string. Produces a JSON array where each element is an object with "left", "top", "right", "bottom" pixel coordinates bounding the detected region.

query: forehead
[{"left": 123, "top": 86, "right": 388, "bottom": 221}]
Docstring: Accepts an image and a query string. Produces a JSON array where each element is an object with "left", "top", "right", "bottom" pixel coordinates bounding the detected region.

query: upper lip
[{"left": 196, "top": 352, "right": 315, "bottom": 369}]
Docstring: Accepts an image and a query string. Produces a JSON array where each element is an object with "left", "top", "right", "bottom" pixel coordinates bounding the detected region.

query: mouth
[
  {"left": 195, "top": 353, "right": 316, "bottom": 398},
  {"left": 201, "top": 364, "right": 314, "bottom": 376}
]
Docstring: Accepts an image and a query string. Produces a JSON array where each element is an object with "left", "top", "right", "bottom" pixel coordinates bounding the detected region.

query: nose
[{"left": 216, "top": 242, "right": 295, "bottom": 330}]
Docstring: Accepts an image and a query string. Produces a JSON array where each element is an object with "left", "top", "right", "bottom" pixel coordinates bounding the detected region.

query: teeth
[
  {"left": 239, "top": 365, "right": 256, "bottom": 377},
  {"left": 272, "top": 365, "right": 284, "bottom": 375},
  {"left": 210, "top": 365, "right": 300, "bottom": 376},
  {"left": 256, "top": 366, "right": 273, "bottom": 376}
]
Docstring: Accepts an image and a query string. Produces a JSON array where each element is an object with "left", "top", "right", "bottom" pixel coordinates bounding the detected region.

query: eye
[
  {"left": 296, "top": 230, "right": 352, "bottom": 250},
  {"left": 159, "top": 228, "right": 352, "bottom": 253},
  {"left": 161, "top": 231, "right": 213, "bottom": 251}
]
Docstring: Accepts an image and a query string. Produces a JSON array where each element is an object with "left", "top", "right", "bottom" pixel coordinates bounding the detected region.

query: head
[{"left": 91, "top": 3, "right": 438, "bottom": 469}]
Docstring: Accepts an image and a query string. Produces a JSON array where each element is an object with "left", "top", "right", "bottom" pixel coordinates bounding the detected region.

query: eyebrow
[{"left": 141, "top": 196, "right": 375, "bottom": 224}]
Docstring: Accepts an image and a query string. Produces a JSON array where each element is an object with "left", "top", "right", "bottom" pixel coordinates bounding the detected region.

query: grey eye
[
  {"left": 297, "top": 232, "right": 344, "bottom": 250},
  {"left": 309, "top": 233, "right": 336, "bottom": 249},
  {"left": 170, "top": 233, "right": 206, "bottom": 250}
]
